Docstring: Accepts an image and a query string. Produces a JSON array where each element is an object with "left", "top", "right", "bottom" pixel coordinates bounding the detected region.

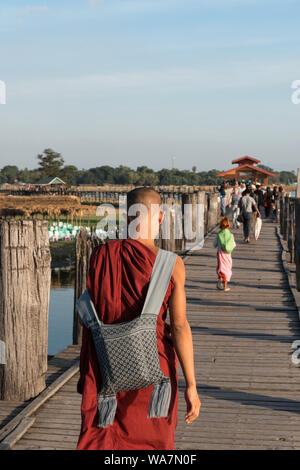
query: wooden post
[
  {"left": 161, "top": 197, "right": 176, "bottom": 252},
  {"left": 182, "top": 192, "right": 197, "bottom": 250},
  {"left": 73, "top": 229, "right": 103, "bottom": 345},
  {"left": 275, "top": 198, "right": 281, "bottom": 224},
  {"left": 288, "top": 199, "right": 295, "bottom": 263},
  {"left": 283, "top": 196, "right": 289, "bottom": 241},
  {"left": 196, "top": 191, "right": 206, "bottom": 248},
  {"left": 0, "top": 220, "right": 51, "bottom": 401},
  {"left": 295, "top": 199, "right": 300, "bottom": 291},
  {"left": 207, "top": 193, "right": 220, "bottom": 232},
  {"left": 175, "top": 195, "right": 184, "bottom": 253},
  {"left": 156, "top": 223, "right": 163, "bottom": 249},
  {"left": 286, "top": 197, "right": 291, "bottom": 244},
  {"left": 160, "top": 193, "right": 168, "bottom": 250},
  {"left": 73, "top": 229, "right": 89, "bottom": 345},
  {"left": 204, "top": 192, "right": 208, "bottom": 236},
  {"left": 280, "top": 196, "right": 284, "bottom": 235},
  {"left": 297, "top": 169, "right": 300, "bottom": 198},
  {"left": 169, "top": 193, "right": 182, "bottom": 252}
]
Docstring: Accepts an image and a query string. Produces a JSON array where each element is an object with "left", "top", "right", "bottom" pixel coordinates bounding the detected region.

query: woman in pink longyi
[{"left": 213, "top": 216, "right": 236, "bottom": 292}]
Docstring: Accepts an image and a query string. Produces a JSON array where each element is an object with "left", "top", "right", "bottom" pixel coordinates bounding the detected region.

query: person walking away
[
  {"left": 242, "top": 183, "right": 254, "bottom": 197},
  {"left": 264, "top": 187, "right": 272, "bottom": 218},
  {"left": 250, "top": 184, "right": 257, "bottom": 230},
  {"left": 231, "top": 186, "right": 241, "bottom": 229},
  {"left": 239, "top": 188, "right": 261, "bottom": 243},
  {"left": 237, "top": 182, "right": 243, "bottom": 197},
  {"left": 254, "top": 183, "right": 265, "bottom": 219},
  {"left": 213, "top": 216, "right": 236, "bottom": 292},
  {"left": 219, "top": 184, "right": 226, "bottom": 216},
  {"left": 240, "top": 182, "right": 246, "bottom": 196},
  {"left": 272, "top": 186, "right": 279, "bottom": 219},
  {"left": 76, "top": 187, "right": 200, "bottom": 450}
]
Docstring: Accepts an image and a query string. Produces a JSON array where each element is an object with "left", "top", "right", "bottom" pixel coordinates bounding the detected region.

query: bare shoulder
[{"left": 172, "top": 255, "right": 185, "bottom": 284}]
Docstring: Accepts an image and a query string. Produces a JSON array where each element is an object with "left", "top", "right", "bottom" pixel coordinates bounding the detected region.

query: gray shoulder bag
[{"left": 76, "top": 248, "right": 177, "bottom": 428}]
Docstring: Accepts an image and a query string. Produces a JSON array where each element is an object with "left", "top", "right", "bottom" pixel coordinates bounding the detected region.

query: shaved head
[
  {"left": 126, "top": 187, "right": 163, "bottom": 240},
  {"left": 127, "top": 187, "right": 161, "bottom": 212}
]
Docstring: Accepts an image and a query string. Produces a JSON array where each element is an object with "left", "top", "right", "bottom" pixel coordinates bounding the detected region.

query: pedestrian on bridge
[
  {"left": 76, "top": 187, "right": 200, "bottom": 450},
  {"left": 230, "top": 185, "right": 241, "bottom": 229},
  {"left": 214, "top": 216, "right": 236, "bottom": 292},
  {"left": 264, "top": 187, "right": 273, "bottom": 218},
  {"left": 254, "top": 183, "right": 265, "bottom": 219},
  {"left": 219, "top": 183, "right": 226, "bottom": 216},
  {"left": 239, "top": 188, "right": 261, "bottom": 243}
]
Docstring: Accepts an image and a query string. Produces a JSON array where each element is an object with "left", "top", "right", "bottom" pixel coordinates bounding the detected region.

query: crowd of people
[
  {"left": 220, "top": 181, "right": 283, "bottom": 220},
  {"left": 219, "top": 181, "right": 283, "bottom": 240},
  {"left": 215, "top": 181, "right": 283, "bottom": 292}
]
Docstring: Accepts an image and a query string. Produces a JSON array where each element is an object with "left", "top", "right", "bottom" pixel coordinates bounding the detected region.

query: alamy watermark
[
  {"left": 95, "top": 198, "right": 206, "bottom": 251},
  {"left": 0, "top": 80, "right": 6, "bottom": 104},
  {"left": 291, "top": 80, "right": 300, "bottom": 105}
]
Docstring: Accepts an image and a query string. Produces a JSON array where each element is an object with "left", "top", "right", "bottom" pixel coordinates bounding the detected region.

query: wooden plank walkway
[
  {"left": 3, "top": 220, "right": 300, "bottom": 450},
  {"left": 176, "top": 220, "right": 300, "bottom": 450},
  {"left": 0, "top": 346, "right": 80, "bottom": 432},
  {"left": 0, "top": 346, "right": 81, "bottom": 449}
]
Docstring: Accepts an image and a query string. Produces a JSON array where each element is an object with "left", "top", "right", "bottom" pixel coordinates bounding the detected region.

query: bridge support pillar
[{"left": 0, "top": 220, "right": 51, "bottom": 401}]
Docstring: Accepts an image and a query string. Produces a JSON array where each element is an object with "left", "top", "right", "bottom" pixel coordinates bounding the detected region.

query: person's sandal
[{"left": 224, "top": 287, "right": 231, "bottom": 292}]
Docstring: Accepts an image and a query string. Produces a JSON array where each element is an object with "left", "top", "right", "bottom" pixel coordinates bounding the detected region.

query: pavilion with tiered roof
[{"left": 217, "top": 156, "right": 276, "bottom": 186}]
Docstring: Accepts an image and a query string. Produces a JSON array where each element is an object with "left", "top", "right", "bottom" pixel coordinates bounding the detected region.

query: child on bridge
[{"left": 213, "top": 216, "right": 236, "bottom": 292}]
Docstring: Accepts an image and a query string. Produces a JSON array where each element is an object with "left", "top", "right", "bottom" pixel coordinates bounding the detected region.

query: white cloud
[{"left": 10, "top": 59, "right": 299, "bottom": 102}]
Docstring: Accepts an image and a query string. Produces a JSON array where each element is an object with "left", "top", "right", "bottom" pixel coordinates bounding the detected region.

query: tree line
[{"left": 0, "top": 148, "right": 297, "bottom": 187}]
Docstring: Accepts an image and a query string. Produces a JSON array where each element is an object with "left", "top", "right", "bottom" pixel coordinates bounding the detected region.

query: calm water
[{"left": 48, "top": 270, "right": 75, "bottom": 356}]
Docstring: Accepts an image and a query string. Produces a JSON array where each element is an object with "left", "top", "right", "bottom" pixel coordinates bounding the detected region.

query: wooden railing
[
  {"left": 278, "top": 195, "right": 300, "bottom": 291},
  {"left": 0, "top": 185, "right": 219, "bottom": 201}
]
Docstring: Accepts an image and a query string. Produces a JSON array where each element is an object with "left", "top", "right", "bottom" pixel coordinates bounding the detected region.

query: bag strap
[
  {"left": 76, "top": 288, "right": 100, "bottom": 329},
  {"left": 141, "top": 249, "right": 177, "bottom": 317},
  {"left": 76, "top": 248, "right": 177, "bottom": 327}
]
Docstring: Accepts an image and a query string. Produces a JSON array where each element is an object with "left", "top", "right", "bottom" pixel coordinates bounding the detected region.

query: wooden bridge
[{"left": 1, "top": 219, "right": 300, "bottom": 450}]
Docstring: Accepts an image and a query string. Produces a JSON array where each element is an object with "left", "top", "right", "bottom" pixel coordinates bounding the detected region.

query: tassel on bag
[
  {"left": 97, "top": 394, "right": 118, "bottom": 428},
  {"left": 148, "top": 380, "right": 171, "bottom": 419}
]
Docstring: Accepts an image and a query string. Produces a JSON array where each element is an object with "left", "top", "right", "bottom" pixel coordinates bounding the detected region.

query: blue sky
[{"left": 0, "top": 0, "right": 299, "bottom": 171}]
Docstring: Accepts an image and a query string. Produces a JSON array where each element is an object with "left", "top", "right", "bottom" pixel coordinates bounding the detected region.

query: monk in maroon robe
[{"left": 77, "top": 188, "right": 200, "bottom": 450}]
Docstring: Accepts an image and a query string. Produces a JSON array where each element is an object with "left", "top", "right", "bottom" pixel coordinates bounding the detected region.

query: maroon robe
[{"left": 76, "top": 239, "right": 178, "bottom": 450}]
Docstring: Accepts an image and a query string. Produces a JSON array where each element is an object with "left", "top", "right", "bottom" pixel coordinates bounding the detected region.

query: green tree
[
  {"left": 114, "top": 166, "right": 137, "bottom": 185},
  {"left": 157, "top": 169, "right": 174, "bottom": 185},
  {"left": 257, "top": 164, "right": 275, "bottom": 173},
  {"left": 60, "top": 165, "right": 78, "bottom": 185},
  {"left": 97, "top": 166, "right": 115, "bottom": 184},
  {"left": 77, "top": 170, "right": 99, "bottom": 185},
  {"left": 37, "top": 149, "right": 65, "bottom": 178},
  {"left": 278, "top": 171, "right": 297, "bottom": 185},
  {"left": 18, "top": 168, "right": 32, "bottom": 183},
  {"left": 136, "top": 166, "right": 159, "bottom": 186},
  {"left": 0, "top": 165, "right": 19, "bottom": 183}
]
